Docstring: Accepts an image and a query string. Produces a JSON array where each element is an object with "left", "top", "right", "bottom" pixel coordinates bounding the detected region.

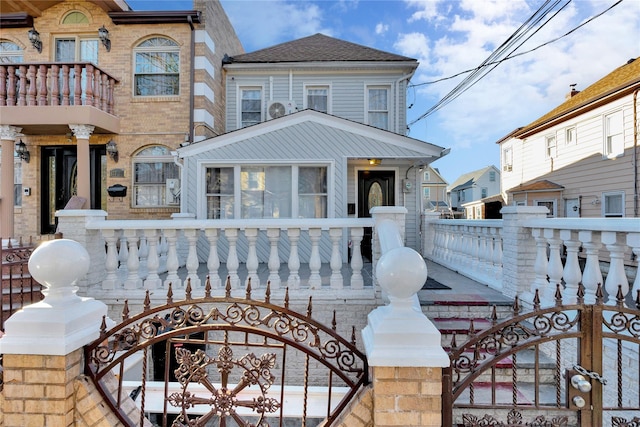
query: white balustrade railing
[
  {"left": 523, "top": 218, "right": 639, "bottom": 307},
  {"left": 86, "top": 218, "right": 374, "bottom": 293},
  {"left": 427, "top": 219, "right": 503, "bottom": 289}
]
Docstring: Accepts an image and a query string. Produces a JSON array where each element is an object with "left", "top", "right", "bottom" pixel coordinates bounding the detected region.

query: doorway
[
  {"left": 565, "top": 198, "right": 580, "bottom": 217},
  {"left": 40, "top": 146, "right": 106, "bottom": 234},
  {"left": 357, "top": 170, "right": 395, "bottom": 261}
]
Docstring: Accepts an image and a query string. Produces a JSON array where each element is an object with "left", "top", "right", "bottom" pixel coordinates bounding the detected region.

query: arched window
[
  {"left": 0, "top": 40, "right": 23, "bottom": 63},
  {"left": 62, "top": 11, "right": 89, "bottom": 24},
  {"left": 132, "top": 146, "right": 180, "bottom": 207},
  {"left": 134, "top": 37, "right": 180, "bottom": 96}
]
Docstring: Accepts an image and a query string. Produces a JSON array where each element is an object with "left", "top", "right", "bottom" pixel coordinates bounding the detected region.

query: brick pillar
[
  {"left": 0, "top": 239, "right": 108, "bottom": 427},
  {"left": 500, "top": 206, "right": 548, "bottom": 301}
]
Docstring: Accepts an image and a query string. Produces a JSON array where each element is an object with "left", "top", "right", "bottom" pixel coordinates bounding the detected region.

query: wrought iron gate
[
  {"left": 84, "top": 278, "right": 368, "bottom": 426},
  {"left": 443, "top": 285, "right": 640, "bottom": 427}
]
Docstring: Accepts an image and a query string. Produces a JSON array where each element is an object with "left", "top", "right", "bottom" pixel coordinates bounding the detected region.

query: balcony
[{"left": 0, "top": 62, "right": 120, "bottom": 135}]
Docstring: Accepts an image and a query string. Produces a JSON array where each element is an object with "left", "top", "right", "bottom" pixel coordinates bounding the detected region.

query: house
[
  {"left": 420, "top": 165, "right": 449, "bottom": 213},
  {"left": 177, "top": 34, "right": 449, "bottom": 256},
  {"left": 498, "top": 57, "right": 640, "bottom": 218},
  {"left": 0, "top": 0, "right": 243, "bottom": 239},
  {"left": 446, "top": 166, "right": 501, "bottom": 217}
]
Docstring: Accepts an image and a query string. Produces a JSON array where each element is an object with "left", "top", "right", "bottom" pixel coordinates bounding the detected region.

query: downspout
[
  {"left": 187, "top": 15, "right": 195, "bottom": 142},
  {"left": 634, "top": 88, "right": 639, "bottom": 217},
  {"left": 395, "top": 70, "right": 416, "bottom": 134}
]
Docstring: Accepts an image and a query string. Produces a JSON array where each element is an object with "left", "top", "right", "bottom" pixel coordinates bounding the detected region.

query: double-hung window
[
  {"left": 132, "top": 146, "right": 179, "bottom": 207},
  {"left": 206, "top": 167, "right": 234, "bottom": 219},
  {"left": 604, "top": 111, "right": 624, "bottom": 158},
  {"left": 306, "top": 85, "right": 329, "bottom": 113},
  {"left": 240, "top": 88, "right": 262, "bottom": 127},
  {"left": 545, "top": 135, "right": 556, "bottom": 158},
  {"left": 367, "top": 86, "right": 390, "bottom": 130},
  {"left": 134, "top": 37, "right": 180, "bottom": 96},
  {"left": 503, "top": 146, "right": 513, "bottom": 171}
]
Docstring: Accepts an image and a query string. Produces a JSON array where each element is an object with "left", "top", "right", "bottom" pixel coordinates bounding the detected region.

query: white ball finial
[
  {"left": 376, "top": 246, "right": 427, "bottom": 299},
  {"left": 28, "top": 239, "right": 90, "bottom": 290}
]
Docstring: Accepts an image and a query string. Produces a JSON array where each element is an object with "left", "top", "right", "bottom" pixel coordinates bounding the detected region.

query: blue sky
[{"left": 127, "top": 0, "right": 640, "bottom": 183}]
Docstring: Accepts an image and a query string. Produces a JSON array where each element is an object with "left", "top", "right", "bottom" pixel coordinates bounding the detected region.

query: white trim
[
  {"left": 602, "top": 190, "right": 625, "bottom": 217},
  {"left": 303, "top": 82, "right": 332, "bottom": 114},
  {"left": 194, "top": 29, "right": 215, "bottom": 54},
  {"left": 365, "top": 83, "right": 393, "bottom": 132},
  {"left": 194, "top": 56, "right": 215, "bottom": 79},
  {"left": 236, "top": 84, "right": 264, "bottom": 129},
  {"left": 194, "top": 82, "right": 214, "bottom": 101}
]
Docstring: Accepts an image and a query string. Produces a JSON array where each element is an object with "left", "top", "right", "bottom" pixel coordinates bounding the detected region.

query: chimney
[{"left": 565, "top": 83, "right": 580, "bottom": 99}]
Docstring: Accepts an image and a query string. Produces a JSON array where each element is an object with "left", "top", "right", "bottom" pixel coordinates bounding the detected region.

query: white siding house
[
  {"left": 446, "top": 166, "right": 501, "bottom": 217},
  {"left": 177, "top": 34, "right": 449, "bottom": 255},
  {"left": 499, "top": 57, "right": 640, "bottom": 218}
]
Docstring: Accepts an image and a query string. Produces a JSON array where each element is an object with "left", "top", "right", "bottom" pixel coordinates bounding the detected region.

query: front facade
[
  {"left": 0, "top": 0, "right": 243, "bottom": 239},
  {"left": 177, "top": 34, "right": 448, "bottom": 253},
  {"left": 447, "top": 165, "right": 501, "bottom": 216},
  {"left": 499, "top": 57, "right": 640, "bottom": 218},
  {"left": 420, "top": 165, "right": 449, "bottom": 213}
]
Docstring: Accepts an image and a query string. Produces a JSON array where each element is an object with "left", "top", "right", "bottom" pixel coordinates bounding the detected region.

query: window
[
  {"left": 0, "top": 40, "right": 23, "bottom": 63},
  {"left": 481, "top": 187, "right": 488, "bottom": 198},
  {"left": 240, "top": 88, "right": 262, "bottom": 127},
  {"left": 423, "top": 171, "right": 430, "bottom": 182},
  {"left": 422, "top": 187, "right": 430, "bottom": 199},
  {"left": 489, "top": 171, "right": 496, "bottom": 182},
  {"left": 204, "top": 165, "right": 328, "bottom": 219},
  {"left": 62, "top": 11, "right": 89, "bottom": 24},
  {"left": 566, "top": 126, "right": 576, "bottom": 145},
  {"left": 459, "top": 190, "right": 465, "bottom": 202},
  {"left": 132, "top": 146, "right": 179, "bottom": 207},
  {"left": 206, "top": 167, "right": 234, "bottom": 219},
  {"left": 536, "top": 200, "right": 556, "bottom": 217},
  {"left": 306, "top": 85, "right": 329, "bottom": 113},
  {"left": 367, "top": 86, "right": 389, "bottom": 130},
  {"left": 545, "top": 135, "right": 556, "bottom": 158},
  {"left": 503, "top": 146, "right": 513, "bottom": 171},
  {"left": 134, "top": 37, "right": 179, "bottom": 96},
  {"left": 603, "top": 191, "right": 624, "bottom": 217},
  {"left": 604, "top": 111, "right": 624, "bottom": 158}
]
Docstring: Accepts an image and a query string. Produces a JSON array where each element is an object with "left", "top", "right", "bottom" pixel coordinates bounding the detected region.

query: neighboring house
[
  {"left": 420, "top": 165, "right": 449, "bottom": 213},
  {"left": 177, "top": 34, "right": 449, "bottom": 255},
  {"left": 0, "top": 0, "right": 243, "bottom": 239},
  {"left": 498, "top": 57, "right": 640, "bottom": 218},
  {"left": 446, "top": 166, "right": 501, "bottom": 216},
  {"left": 460, "top": 194, "right": 505, "bottom": 219}
]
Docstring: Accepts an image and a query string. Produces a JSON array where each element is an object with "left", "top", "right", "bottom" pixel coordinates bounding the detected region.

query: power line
[
  {"left": 409, "top": 0, "right": 572, "bottom": 126},
  {"left": 409, "top": 0, "right": 623, "bottom": 88}
]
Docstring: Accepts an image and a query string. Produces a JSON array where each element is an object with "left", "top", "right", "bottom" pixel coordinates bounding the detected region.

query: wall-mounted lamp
[
  {"left": 368, "top": 158, "right": 382, "bottom": 166},
  {"left": 28, "top": 28, "right": 42, "bottom": 53},
  {"left": 98, "top": 25, "right": 111, "bottom": 52},
  {"left": 106, "top": 139, "right": 118, "bottom": 162},
  {"left": 15, "top": 139, "right": 30, "bottom": 163}
]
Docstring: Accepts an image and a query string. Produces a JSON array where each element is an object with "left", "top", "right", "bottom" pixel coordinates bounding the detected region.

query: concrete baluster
[
  {"left": 349, "top": 227, "right": 364, "bottom": 289},
  {"left": 137, "top": 235, "right": 149, "bottom": 280},
  {"left": 163, "top": 229, "right": 181, "bottom": 288},
  {"left": 492, "top": 227, "right": 503, "bottom": 284},
  {"left": 267, "top": 228, "right": 281, "bottom": 289},
  {"left": 143, "top": 229, "right": 162, "bottom": 290},
  {"left": 118, "top": 233, "right": 129, "bottom": 279},
  {"left": 287, "top": 228, "right": 301, "bottom": 289},
  {"left": 544, "top": 228, "right": 564, "bottom": 305},
  {"left": 530, "top": 228, "right": 549, "bottom": 298},
  {"left": 123, "top": 229, "right": 142, "bottom": 290},
  {"left": 308, "top": 228, "right": 322, "bottom": 289},
  {"left": 245, "top": 228, "right": 260, "bottom": 288},
  {"left": 578, "top": 230, "right": 603, "bottom": 305},
  {"left": 184, "top": 229, "right": 201, "bottom": 288},
  {"left": 329, "top": 227, "right": 343, "bottom": 289},
  {"left": 205, "top": 229, "right": 222, "bottom": 289},
  {"left": 225, "top": 228, "right": 240, "bottom": 289},
  {"left": 627, "top": 232, "right": 640, "bottom": 302},
  {"left": 602, "top": 231, "right": 629, "bottom": 305},
  {"left": 102, "top": 229, "right": 120, "bottom": 290},
  {"left": 560, "top": 229, "right": 582, "bottom": 304}
]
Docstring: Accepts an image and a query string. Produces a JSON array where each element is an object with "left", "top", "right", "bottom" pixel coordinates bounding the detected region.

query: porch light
[
  {"left": 15, "top": 139, "right": 30, "bottom": 163},
  {"left": 106, "top": 139, "right": 118, "bottom": 162},
  {"left": 28, "top": 28, "right": 42, "bottom": 53},
  {"left": 368, "top": 158, "right": 382, "bottom": 166},
  {"left": 98, "top": 25, "right": 111, "bottom": 52}
]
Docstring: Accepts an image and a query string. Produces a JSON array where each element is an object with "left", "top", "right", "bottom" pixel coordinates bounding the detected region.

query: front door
[
  {"left": 41, "top": 146, "right": 106, "bottom": 234},
  {"left": 566, "top": 198, "right": 580, "bottom": 217},
  {"left": 358, "top": 170, "right": 395, "bottom": 261}
]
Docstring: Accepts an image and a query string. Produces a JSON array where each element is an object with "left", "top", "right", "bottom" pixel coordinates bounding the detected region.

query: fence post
[
  {"left": 56, "top": 209, "right": 107, "bottom": 293},
  {"left": 364, "top": 212, "right": 449, "bottom": 427},
  {"left": 0, "top": 239, "right": 108, "bottom": 426},
  {"left": 500, "top": 206, "right": 548, "bottom": 301}
]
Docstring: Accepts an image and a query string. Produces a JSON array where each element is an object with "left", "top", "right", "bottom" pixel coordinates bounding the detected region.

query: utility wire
[
  {"left": 409, "top": 0, "right": 623, "bottom": 87},
  {"left": 409, "top": 0, "right": 572, "bottom": 126}
]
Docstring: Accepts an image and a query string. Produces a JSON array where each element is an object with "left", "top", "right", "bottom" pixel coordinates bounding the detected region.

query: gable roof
[
  {"left": 225, "top": 33, "right": 416, "bottom": 64},
  {"left": 508, "top": 179, "right": 564, "bottom": 193},
  {"left": 513, "top": 57, "right": 640, "bottom": 138},
  {"left": 447, "top": 166, "right": 497, "bottom": 192},
  {"left": 177, "top": 109, "right": 446, "bottom": 160}
]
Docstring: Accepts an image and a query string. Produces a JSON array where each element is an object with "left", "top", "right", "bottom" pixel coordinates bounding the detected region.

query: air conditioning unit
[
  {"left": 267, "top": 100, "right": 297, "bottom": 120},
  {"left": 503, "top": 164, "right": 512, "bottom": 172},
  {"left": 166, "top": 179, "right": 180, "bottom": 205}
]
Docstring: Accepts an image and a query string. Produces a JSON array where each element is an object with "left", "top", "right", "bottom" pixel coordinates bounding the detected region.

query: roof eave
[
  {"left": 223, "top": 61, "right": 418, "bottom": 71},
  {"left": 108, "top": 10, "right": 201, "bottom": 24}
]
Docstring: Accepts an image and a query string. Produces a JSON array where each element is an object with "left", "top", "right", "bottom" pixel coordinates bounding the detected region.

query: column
[
  {"left": 0, "top": 125, "right": 21, "bottom": 238},
  {"left": 69, "top": 124, "right": 94, "bottom": 208}
]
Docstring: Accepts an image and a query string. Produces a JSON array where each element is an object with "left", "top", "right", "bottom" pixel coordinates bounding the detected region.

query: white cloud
[
  {"left": 394, "top": 32, "right": 430, "bottom": 63},
  {"left": 375, "top": 22, "right": 389, "bottom": 35}
]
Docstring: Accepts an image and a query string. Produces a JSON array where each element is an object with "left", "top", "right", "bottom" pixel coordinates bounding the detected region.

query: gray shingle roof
[{"left": 226, "top": 33, "right": 416, "bottom": 64}]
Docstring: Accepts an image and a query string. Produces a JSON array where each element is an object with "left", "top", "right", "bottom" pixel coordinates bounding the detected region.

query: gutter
[{"left": 634, "top": 88, "right": 639, "bottom": 217}]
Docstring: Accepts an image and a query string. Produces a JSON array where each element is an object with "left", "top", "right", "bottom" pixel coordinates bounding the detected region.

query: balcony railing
[{"left": 0, "top": 62, "right": 117, "bottom": 114}]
